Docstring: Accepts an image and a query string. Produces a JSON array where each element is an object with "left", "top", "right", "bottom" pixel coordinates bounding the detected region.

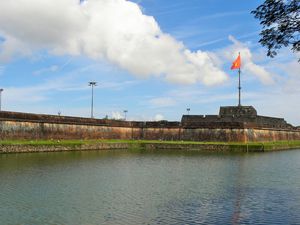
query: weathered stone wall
[
  {"left": 181, "top": 128, "right": 247, "bottom": 142},
  {"left": 244, "top": 128, "right": 300, "bottom": 142},
  {"left": 0, "top": 120, "right": 182, "bottom": 141},
  {"left": 0, "top": 120, "right": 135, "bottom": 140},
  {"left": 1, "top": 111, "right": 300, "bottom": 142},
  {"left": 1, "top": 120, "right": 300, "bottom": 143}
]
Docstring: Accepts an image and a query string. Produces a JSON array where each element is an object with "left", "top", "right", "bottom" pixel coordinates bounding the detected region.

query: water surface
[{"left": 1, "top": 149, "right": 300, "bottom": 224}]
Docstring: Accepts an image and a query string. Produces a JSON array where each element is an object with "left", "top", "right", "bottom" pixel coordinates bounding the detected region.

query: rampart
[{"left": 0, "top": 106, "right": 300, "bottom": 143}]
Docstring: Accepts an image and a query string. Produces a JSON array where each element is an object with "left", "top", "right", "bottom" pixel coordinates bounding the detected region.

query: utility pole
[
  {"left": 186, "top": 108, "right": 190, "bottom": 115},
  {"left": 0, "top": 89, "right": 3, "bottom": 111},
  {"left": 88, "top": 82, "right": 97, "bottom": 118},
  {"left": 123, "top": 110, "right": 128, "bottom": 121}
]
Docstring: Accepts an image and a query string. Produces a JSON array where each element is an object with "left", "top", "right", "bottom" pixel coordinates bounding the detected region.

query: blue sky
[{"left": 0, "top": 0, "right": 299, "bottom": 125}]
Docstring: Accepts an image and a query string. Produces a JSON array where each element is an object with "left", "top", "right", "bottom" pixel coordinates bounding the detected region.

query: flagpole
[{"left": 238, "top": 52, "right": 241, "bottom": 107}]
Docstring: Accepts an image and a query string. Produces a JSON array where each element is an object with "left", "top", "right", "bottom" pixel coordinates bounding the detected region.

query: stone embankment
[
  {"left": 1, "top": 140, "right": 300, "bottom": 154},
  {"left": 0, "top": 142, "right": 131, "bottom": 154}
]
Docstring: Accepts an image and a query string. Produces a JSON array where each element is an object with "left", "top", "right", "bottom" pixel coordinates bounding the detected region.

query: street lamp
[
  {"left": 0, "top": 89, "right": 3, "bottom": 111},
  {"left": 186, "top": 108, "right": 190, "bottom": 115},
  {"left": 88, "top": 82, "right": 97, "bottom": 118},
  {"left": 123, "top": 110, "right": 128, "bottom": 121}
]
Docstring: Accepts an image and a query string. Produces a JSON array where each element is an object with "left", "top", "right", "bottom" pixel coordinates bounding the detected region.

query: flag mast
[
  {"left": 231, "top": 52, "right": 242, "bottom": 107},
  {"left": 238, "top": 52, "right": 241, "bottom": 107}
]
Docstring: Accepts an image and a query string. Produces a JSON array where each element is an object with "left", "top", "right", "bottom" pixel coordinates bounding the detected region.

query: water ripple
[{"left": 1, "top": 150, "right": 300, "bottom": 224}]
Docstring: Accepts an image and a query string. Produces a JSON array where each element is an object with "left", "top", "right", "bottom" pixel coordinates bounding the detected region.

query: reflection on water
[{"left": 1, "top": 149, "right": 300, "bottom": 224}]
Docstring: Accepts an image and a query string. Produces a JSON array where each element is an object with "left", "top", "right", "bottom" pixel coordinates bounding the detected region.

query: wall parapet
[
  {"left": 0, "top": 108, "right": 300, "bottom": 143},
  {"left": 0, "top": 111, "right": 180, "bottom": 128}
]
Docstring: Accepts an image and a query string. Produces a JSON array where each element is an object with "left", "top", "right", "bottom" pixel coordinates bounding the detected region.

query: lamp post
[
  {"left": 186, "top": 108, "right": 190, "bottom": 115},
  {"left": 0, "top": 89, "right": 3, "bottom": 111},
  {"left": 123, "top": 110, "right": 128, "bottom": 121},
  {"left": 88, "top": 82, "right": 97, "bottom": 118}
]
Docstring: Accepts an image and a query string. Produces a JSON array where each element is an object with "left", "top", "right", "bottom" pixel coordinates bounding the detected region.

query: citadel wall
[{"left": 0, "top": 110, "right": 300, "bottom": 143}]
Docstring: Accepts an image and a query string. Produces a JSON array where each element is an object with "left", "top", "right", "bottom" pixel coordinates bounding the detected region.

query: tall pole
[
  {"left": 123, "top": 110, "right": 128, "bottom": 121},
  {"left": 238, "top": 52, "right": 241, "bottom": 107},
  {"left": 187, "top": 108, "right": 190, "bottom": 115},
  {"left": 0, "top": 89, "right": 3, "bottom": 111},
  {"left": 88, "top": 82, "right": 97, "bottom": 118},
  {"left": 238, "top": 67, "right": 241, "bottom": 107},
  {"left": 92, "top": 84, "right": 94, "bottom": 117}
]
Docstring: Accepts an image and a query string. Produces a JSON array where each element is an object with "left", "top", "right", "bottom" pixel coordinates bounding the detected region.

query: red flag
[{"left": 231, "top": 54, "right": 241, "bottom": 70}]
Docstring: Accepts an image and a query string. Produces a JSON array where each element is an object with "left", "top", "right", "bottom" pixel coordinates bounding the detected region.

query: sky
[{"left": 0, "top": 0, "right": 299, "bottom": 125}]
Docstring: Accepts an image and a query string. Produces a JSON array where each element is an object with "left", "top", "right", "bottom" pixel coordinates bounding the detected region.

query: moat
[{"left": 1, "top": 149, "right": 300, "bottom": 224}]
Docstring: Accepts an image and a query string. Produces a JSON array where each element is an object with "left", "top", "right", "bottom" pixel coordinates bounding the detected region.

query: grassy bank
[
  {"left": 1, "top": 139, "right": 300, "bottom": 152},
  {"left": 0, "top": 139, "right": 263, "bottom": 146},
  {"left": 262, "top": 140, "right": 300, "bottom": 151}
]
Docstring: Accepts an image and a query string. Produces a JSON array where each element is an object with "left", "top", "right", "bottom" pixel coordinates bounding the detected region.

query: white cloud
[
  {"left": 154, "top": 114, "right": 164, "bottom": 121},
  {"left": 275, "top": 60, "right": 300, "bottom": 94},
  {"left": 149, "top": 97, "right": 176, "bottom": 108},
  {"left": 214, "top": 35, "right": 274, "bottom": 85},
  {"left": 2, "top": 71, "right": 89, "bottom": 106},
  {"left": 249, "top": 90, "right": 300, "bottom": 126},
  {"left": 3, "top": 86, "right": 49, "bottom": 106},
  {"left": 0, "top": 35, "right": 31, "bottom": 62},
  {"left": 0, "top": 0, "right": 227, "bottom": 85},
  {"left": 111, "top": 111, "right": 123, "bottom": 120},
  {"left": 243, "top": 62, "right": 274, "bottom": 84},
  {"left": 33, "top": 65, "right": 59, "bottom": 75}
]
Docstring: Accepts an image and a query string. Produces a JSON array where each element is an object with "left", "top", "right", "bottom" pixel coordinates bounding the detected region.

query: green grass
[
  {"left": 261, "top": 140, "right": 300, "bottom": 151},
  {"left": 1, "top": 139, "right": 300, "bottom": 151},
  {"left": 0, "top": 139, "right": 257, "bottom": 146}
]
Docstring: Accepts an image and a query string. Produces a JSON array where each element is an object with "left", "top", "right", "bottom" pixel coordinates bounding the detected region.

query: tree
[{"left": 251, "top": 0, "right": 300, "bottom": 60}]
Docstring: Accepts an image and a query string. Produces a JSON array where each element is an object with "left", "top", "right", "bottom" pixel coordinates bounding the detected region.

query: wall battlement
[
  {"left": 0, "top": 106, "right": 296, "bottom": 130},
  {"left": 181, "top": 106, "right": 295, "bottom": 130},
  {"left": 0, "top": 106, "right": 299, "bottom": 142},
  {"left": 0, "top": 111, "right": 180, "bottom": 128}
]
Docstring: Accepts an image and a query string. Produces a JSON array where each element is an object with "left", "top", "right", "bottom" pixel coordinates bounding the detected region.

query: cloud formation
[
  {"left": 154, "top": 114, "right": 164, "bottom": 121},
  {"left": 213, "top": 35, "right": 274, "bottom": 84},
  {"left": 149, "top": 97, "right": 176, "bottom": 108},
  {"left": 0, "top": 0, "right": 227, "bottom": 85},
  {"left": 111, "top": 111, "right": 124, "bottom": 120}
]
